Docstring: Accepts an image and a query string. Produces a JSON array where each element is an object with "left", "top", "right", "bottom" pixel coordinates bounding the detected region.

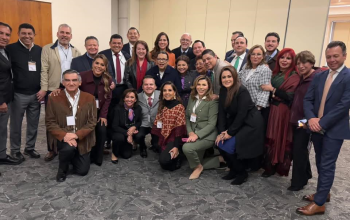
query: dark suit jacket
[
  {"left": 71, "top": 53, "right": 114, "bottom": 76},
  {"left": 224, "top": 49, "right": 249, "bottom": 72},
  {"left": 267, "top": 49, "right": 279, "bottom": 72},
  {"left": 146, "top": 65, "right": 182, "bottom": 93},
  {"left": 99, "top": 49, "right": 131, "bottom": 80},
  {"left": 112, "top": 104, "right": 142, "bottom": 137},
  {"left": 0, "top": 49, "right": 13, "bottom": 104},
  {"left": 171, "top": 46, "right": 195, "bottom": 60},
  {"left": 304, "top": 67, "right": 350, "bottom": 140},
  {"left": 124, "top": 59, "right": 155, "bottom": 90},
  {"left": 122, "top": 43, "right": 131, "bottom": 57}
]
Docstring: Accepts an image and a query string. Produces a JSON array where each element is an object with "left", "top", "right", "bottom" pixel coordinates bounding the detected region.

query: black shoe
[
  {"left": 111, "top": 159, "right": 118, "bottom": 164},
  {"left": 231, "top": 173, "right": 248, "bottom": 185},
  {"left": 105, "top": 142, "right": 111, "bottom": 149},
  {"left": 10, "top": 152, "right": 25, "bottom": 163},
  {"left": 287, "top": 185, "right": 304, "bottom": 191},
  {"left": 140, "top": 148, "right": 148, "bottom": 158},
  {"left": 24, "top": 149, "right": 40, "bottom": 158},
  {"left": 261, "top": 170, "right": 275, "bottom": 178},
  {"left": 222, "top": 171, "right": 236, "bottom": 180},
  {"left": 216, "top": 162, "right": 228, "bottom": 170},
  {"left": 56, "top": 169, "right": 67, "bottom": 182},
  {"left": 0, "top": 155, "right": 22, "bottom": 165}
]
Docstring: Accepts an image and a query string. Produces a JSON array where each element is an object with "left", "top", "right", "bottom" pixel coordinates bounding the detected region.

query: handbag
[{"left": 218, "top": 136, "right": 236, "bottom": 155}]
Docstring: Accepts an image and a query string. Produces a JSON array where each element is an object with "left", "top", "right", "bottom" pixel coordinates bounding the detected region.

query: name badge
[
  {"left": 96, "top": 99, "right": 99, "bottom": 109},
  {"left": 28, "top": 61, "right": 36, "bottom": 71},
  {"left": 148, "top": 115, "right": 151, "bottom": 123},
  {"left": 190, "top": 113, "right": 197, "bottom": 122},
  {"left": 157, "top": 121, "right": 162, "bottom": 128},
  {"left": 66, "top": 116, "right": 75, "bottom": 126}
]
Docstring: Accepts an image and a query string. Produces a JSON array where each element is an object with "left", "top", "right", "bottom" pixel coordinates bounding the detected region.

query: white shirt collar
[
  {"left": 144, "top": 91, "right": 155, "bottom": 100},
  {"left": 195, "top": 95, "right": 206, "bottom": 100},
  {"left": 237, "top": 51, "right": 246, "bottom": 59},
  {"left": 181, "top": 47, "right": 189, "bottom": 53},
  {"left": 334, "top": 64, "right": 345, "bottom": 73},
  {"left": 58, "top": 42, "right": 70, "bottom": 50},
  {"left": 19, "top": 39, "right": 34, "bottom": 50}
]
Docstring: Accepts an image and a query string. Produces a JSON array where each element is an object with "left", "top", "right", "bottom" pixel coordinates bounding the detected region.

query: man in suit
[
  {"left": 225, "top": 31, "right": 244, "bottom": 62},
  {"left": 298, "top": 41, "right": 350, "bottom": 216},
  {"left": 7, "top": 23, "right": 42, "bottom": 162},
  {"left": 0, "top": 22, "right": 21, "bottom": 166},
  {"left": 39, "top": 24, "right": 81, "bottom": 161},
  {"left": 202, "top": 49, "right": 229, "bottom": 95},
  {"left": 71, "top": 36, "right": 99, "bottom": 72},
  {"left": 134, "top": 76, "right": 160, "bottom": 158},
  {"left": 226, "top": 36, "right": 248, "bottom": 72},
  {"left": 189, "top": 40, "right": 206, "bottom": 70},
  {"left": 100, "top": 34, "right": 131, "bottom": 148},
  {"left": 122, "top": 27, "right": 140, "bottom": 57},
  {"left": 264, "top": 32, "right": 280, "bottom": 71},
  {"left": 171, "top": 33, "right": 195, "bottom": 60}
]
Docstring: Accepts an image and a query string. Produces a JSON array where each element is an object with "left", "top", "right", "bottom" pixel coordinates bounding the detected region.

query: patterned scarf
[{"left": 124, "top": 104, "right": 134, "bottom": 121}]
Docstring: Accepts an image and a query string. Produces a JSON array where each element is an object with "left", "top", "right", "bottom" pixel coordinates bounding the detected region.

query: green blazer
[{"left": 186, "top": 97, "right": 218, "bottom": 141}]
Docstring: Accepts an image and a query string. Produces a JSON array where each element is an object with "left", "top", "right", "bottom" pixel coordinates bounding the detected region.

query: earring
[{"left": 174, "top": 95, "right": 176, "bottom": 100}]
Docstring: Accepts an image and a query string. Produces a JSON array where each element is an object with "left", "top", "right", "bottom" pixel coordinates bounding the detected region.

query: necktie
[
  {"left": 115, "top": 53, "right": 122, "bottom": 84},
  {"left": 234, "top": 57, "right": 240, "bottom": 71},
  {"left": 148, "top": 97, "right": 152, "bottom": 107},
  {"left": 0, "top": 49, "right": 8, "bottom": 60},
  {"left": 318, "top": 71, "right": 336, "bottom": 118}
]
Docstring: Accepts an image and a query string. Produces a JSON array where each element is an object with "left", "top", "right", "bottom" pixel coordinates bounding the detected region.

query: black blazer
[
  {"left": 218, "top": 85, "right": 264, "bottom": 159},
  {"left": 171, "top": 46, "right": 195, "bottom": 60},
  {"left": 99, "top": 49, "right": 131, "bottom": 80},
  {"left": 146, "top": 65, "right": 182, "bottom": 93},
  {"left": 112, "top": 104, "right": 142, "bottom": 137},
  {"left": 0, "top": 49, "right": 13, "bottom": 104},
  {"left": 267, "top": 49, "right": 279, "bottom": 72},
  {"left": 124, "top": 59, "right": 155, "bottom": 90},
  {"left": 71, "top": 53, "right": 114, "bottom": 76},
  {"left": 122, "top": 43, "right": 131, "bottom": 57},
  {"left": 224, "top": 49, "right": 249, "bottom": 72}
]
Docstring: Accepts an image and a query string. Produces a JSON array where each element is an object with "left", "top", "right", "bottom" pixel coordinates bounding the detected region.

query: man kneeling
[{"left": 46, "top": 69, "right": 97, "bottom": 182}]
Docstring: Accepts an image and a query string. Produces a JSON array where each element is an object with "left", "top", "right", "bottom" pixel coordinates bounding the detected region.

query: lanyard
[{"left": 59, "top": 45, "right": 69, "bottom": 60}]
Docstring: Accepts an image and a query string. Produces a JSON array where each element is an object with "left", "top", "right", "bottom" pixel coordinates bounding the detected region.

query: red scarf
[{"left": 136, "top": 59, "right": 148, "bottom": 90}]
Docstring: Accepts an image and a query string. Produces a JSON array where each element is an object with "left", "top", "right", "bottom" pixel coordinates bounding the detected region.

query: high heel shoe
[{"left": 111, "top": 159, "right": 118, "bottom": 164}]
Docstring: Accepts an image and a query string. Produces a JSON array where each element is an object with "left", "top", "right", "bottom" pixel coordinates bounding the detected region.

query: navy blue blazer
[
  {"left": 122, "top": 43, "right": 131, "bottom": 57},
  {"left": 304, "top": 67, "right": 350, "bottom": 140},
  {"left": 71, "top": 53, "right": 114, "bottom": 77},
  {"left": 99, "top": 49, "right": 131, "bottom": 80},
  {"left": 225, "top": 49, "right": 249, "bottom": 72},
  {"left": 146, "top": 65, "right": 182, "bottom": 93},
  {"left": 171, "top": 46, "right": 195, "bottom": 60}
]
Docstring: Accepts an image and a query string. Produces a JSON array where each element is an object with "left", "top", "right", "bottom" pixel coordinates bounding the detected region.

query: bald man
[{"left": 171, "top": 33, "right": 195, "bottom": 59}]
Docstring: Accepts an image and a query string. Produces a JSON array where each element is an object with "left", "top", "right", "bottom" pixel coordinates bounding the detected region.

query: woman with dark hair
[
  {"left": 176, "top": 55, "right": 198, "bottom": 108},
  {"left": 151, "top": 82, "right": 187, "bottom": 171},
  {"left": 111, "top": 88, "right": 142, "bottom": 163},
  {"left": 150, "top": 32, "right": 176, "bottom": 67},
  {"left": 183, "top": 76, "right": 223, "bottom": 179},
  {"left": 261, "top": 48, "right": 300, "bottom": 177},
  {"left": 124, "top": 40, "right": 155, "bottom": 90},
  {"left": 195, "top": 56, "right": 208, "bottom": 76},
  {"left": 216, "top": 66, "right": 264, "bottom": 185},
  {"left": 78, "top": 54, "right": 112, "bottom": 166},
  {"left": 288, "top": 51, "right": 327, "bottom": 191}
]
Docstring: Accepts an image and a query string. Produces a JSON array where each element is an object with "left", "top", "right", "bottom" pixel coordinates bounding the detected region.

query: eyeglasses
[
  {"left": 195, "top": 62, "right": 204, "bottom": 66},
  {"left": 181, "top": 39, "right": 191, "bottom": 42},
  {"left": 157, "top": 58, "right": 168, "bottom": 62},
  {"left": 251, "top": 53, "right": 263, "bottom": 57}
]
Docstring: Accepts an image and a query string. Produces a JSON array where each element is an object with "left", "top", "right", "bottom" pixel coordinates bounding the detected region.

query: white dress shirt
[
  {"left": 129, "top": 42, "right": 134, "bottom": 56},
  {"left": 112, "top": 50, "right": 126, "bottom": 84},
  {"left": 58, "top": 42, "right": 73, "bottom": 75},
  {"left": 230, "top": 52, "right": 246, "bottom": 71},
  {"left": 144, "top": 92, "right": 155, "bottom": 106},
  {"left": 64, "top": 89, "right": 80, "bottom": 118},
  {"left": 328, "top": 64, "right": 345, "bottom": 82}
]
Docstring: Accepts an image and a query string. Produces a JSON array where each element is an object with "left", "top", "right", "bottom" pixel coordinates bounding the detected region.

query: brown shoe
[
  {"left": 296, "top": 202, "right": 325, "bottom": 216},
  {"left": 302, "top": 193, "right": 330, "bottom": 202},
  {"left": 44, "top": 152, "right": 57, "bottom": 162}
]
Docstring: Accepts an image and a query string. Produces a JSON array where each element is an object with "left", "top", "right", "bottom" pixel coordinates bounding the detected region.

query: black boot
[{"left": 231, "top": 172, "right": 248, "bottom": 185}]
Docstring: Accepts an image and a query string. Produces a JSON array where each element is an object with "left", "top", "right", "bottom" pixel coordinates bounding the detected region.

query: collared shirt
[
  {"left": 159, "top": 71, "right": 164, "bottom": 79},
  {"left": 0, "top": 48, "right": 8, "bottom": 60},
  {"left": 58, "top": 42, "right": 73, "bottom": 75},
  {"left": 192, "top": 95, "right": 206, "bottom": 113},
  {"left": 143, "top": 91, "right": 155, "bottom": 105},
  {"left": 181, "top": 48, "right": 189, "bottom": 54},
  {"left": 230, "top": 52, "right": 246, "bottom": 71},
  {"left": 64, "top": 89, "right": 80, "bottom": 118},
  {"left": 19, "top": 39, "right": 34, "bottom": 51},
  {"left": 266, "top": 49, "right": 278, "bottom": 61},
  {"left": 328, "top": 64, "right": 345, "bottom": 82},
  {"left": 112, "top": 50, "right": 126, "bottom": 84},
  {"left": 129, "top": 42, "right": 133, "bottom": 56}
]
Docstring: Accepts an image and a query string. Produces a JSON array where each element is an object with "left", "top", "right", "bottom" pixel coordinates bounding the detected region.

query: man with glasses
[
  {"left": 146, "top": 51, "right": 182, "bottom": 92},
  {"left": 172, "top": 33, "right": 195, "bottom": 59},
  {"left": 46, "top": 69, "right": 97, "bottom": 182}
]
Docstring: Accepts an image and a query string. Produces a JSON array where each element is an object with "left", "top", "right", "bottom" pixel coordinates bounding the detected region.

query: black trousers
[
  {"left": 112, "top": 133, "right": 133, "bottom": 159},
  {"left": 57, "top": 141, "right": 90, "bottom": 176},
  {"left": 90, "top": 122, "right": 107, "bottom": 165},
  {"left": 159, "top": 141, "right": 182, "bottom": 171},
  {"left": 218, "top": 148, "right": 246, "bottom": 176},
  {"left": 134, "top": 127, "right": 157, "bottom": 150},
  {"left": 291, "top": 126, "right": 312, "bottom": 187},
  {"left": 44, "top": 91, "right": 52, "bottom": 152}
]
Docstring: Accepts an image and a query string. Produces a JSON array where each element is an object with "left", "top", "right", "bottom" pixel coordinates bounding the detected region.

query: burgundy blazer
[{"left": 80, "top": 70, "right": 112, "bottom": 119}]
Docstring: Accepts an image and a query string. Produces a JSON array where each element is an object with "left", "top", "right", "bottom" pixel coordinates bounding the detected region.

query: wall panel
[
  {"left": 185, "top": 0, "right": 207, "bottom": 44},
  {"left": 168, "top": 0, "right": 187, "bottom": 50},
  {"left": 139, "top": 0, "right": 154, "bottom": 48},
  {"left": 152, "top": 0, "right": 170, "bottom": 40},
  {"left": 333, "top": 22, "right": 350, "bottom": 66}
]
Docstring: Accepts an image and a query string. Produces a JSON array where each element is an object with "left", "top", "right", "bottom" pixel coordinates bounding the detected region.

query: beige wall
[
  {"left": 139, "top": 0, "right": 330, "bottom": 65},
  {"left": 35, "top": 0, "right": 112, "bottom": 53}
]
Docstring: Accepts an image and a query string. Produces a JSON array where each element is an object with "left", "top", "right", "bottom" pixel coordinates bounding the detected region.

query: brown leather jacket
[{"left": 45, "top": 90, "right": 97, "bottom": 155}]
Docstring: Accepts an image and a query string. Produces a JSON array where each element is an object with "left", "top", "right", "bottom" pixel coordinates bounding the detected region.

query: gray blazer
[
  {"left": 138, "top": 90, "right": 160, "bottom": 127},
  {"left": 212, "top": 59, "right": 229, "bottom": 95},
  {"left": 186, "top": 97, "right": 218, "bottom": 141},
  {"left": 239, "top": 64, "right": 272, "bottom": 108}
]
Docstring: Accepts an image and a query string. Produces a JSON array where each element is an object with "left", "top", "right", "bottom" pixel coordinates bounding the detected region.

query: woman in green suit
[{"left": 183, "top": 75, "right": 222, "bottom": 180}]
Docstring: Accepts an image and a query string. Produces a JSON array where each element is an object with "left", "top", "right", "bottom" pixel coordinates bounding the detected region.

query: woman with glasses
[
  {"left": 146, "top": 51, "right": 182, "bottom": 93},
  {"left": 195, "top": 56, "right": 208, "bottom": 76},
  {"left": 150, "top": 32, "right": 176, "bottom": 67},
  {"left": 111, "top": 88, "right": 142, "bottom": 163},
  {"left": 176, "top": 55, "right": 198, "bottom": 108}
]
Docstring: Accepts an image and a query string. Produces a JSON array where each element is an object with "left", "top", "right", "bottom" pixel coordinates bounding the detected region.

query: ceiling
[{"left": 330, "top": 0, "right": 350, "bottom": 6}]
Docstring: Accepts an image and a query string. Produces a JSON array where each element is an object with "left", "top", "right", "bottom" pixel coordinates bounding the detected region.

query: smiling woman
[{"left": 150, "top": 32, "right": 176, "bottom": 67}]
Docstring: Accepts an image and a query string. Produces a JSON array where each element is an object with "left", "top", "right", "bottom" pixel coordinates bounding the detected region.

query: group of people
[{"left": 0, "top": 21, "right": 349, "bottom": 216}]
